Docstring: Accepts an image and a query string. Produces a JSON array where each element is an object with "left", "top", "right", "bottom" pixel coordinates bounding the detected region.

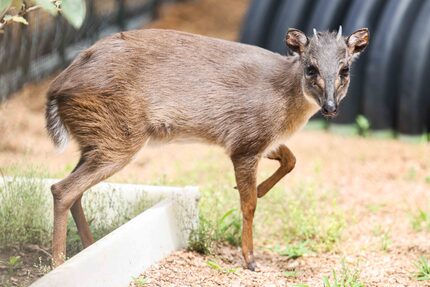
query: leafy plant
[
  {"left": 7, "top": 255, "right": 22, "bottom": 274},
  {"left": 275, "top": 242, "right": 309, "bottom": 259},
  {"left": 411, "top": 209, "right": 430, "bottom": 232},
  {"left": 0, "top": 0, "right": 86, "bottom": 31},
  {"left": 284, "top": 271, "right": 299, "bottom": 278},
  {"left": 0, "top": 175, "right": 51, "bottom": 247},
  {"left": 323, "top": 261, "right": 364, "bottom": 287},
  {"left": 206, "top": 260, "right": 237, "bottom": 274},
  {"left": 132, "top": 276, "right": 148, "bottom": 287},
  {"left": 217, "top": 208, "right": 242, "bottom": 246},
  {"left": 280, "top": 182, "right": 345, "bottom": 252},
  {"left": 415, "top": 257, "right": 430, "bottom": 281},
  {"left": 188, "top": 214, "right": 216, "bottom": 255},
  {"left": 356, "top": 115, "right": 370, "bottom": 137}
]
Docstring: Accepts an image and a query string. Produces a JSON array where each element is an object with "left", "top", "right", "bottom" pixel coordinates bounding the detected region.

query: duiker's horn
[
  {"left": 336, "top": 25, "right": 342, "bottom": 41},
  {"left": 313, "top": 28, "right": 319, "bottom": 41}
]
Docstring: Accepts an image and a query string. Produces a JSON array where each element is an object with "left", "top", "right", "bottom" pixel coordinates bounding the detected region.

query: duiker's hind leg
[
  {"left": 257, "top": 145, "right": 296, "bottom": 198},
  {"left": 51, "top": 154, "right": 132, "bottom": 266}
]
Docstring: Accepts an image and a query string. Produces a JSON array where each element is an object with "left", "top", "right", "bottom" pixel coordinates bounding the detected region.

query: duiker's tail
[{"left": 45, "top": 94, "right": 69, "bottom": 151}]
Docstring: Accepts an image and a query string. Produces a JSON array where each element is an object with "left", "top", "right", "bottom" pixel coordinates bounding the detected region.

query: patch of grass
[
  {"left": 0, "top": 175, "right": 51, "bottom": 247},
  {"left": 356, "top": 115, "right": 370, "bottom": 137},
  {"left": 380, "top": 232, "right": 392, "bottom": 252},
  {"left": 275, "top": 242, "right": 309, "bottom": 259},
  {"left": 323, "top": 261, "right": 365, "bottom": 287},
  {"left": 278, "top": 181, "right": 345, "bottom": 252},
  {"left": 206, "top": 260, "right": 237, "bottom": 273},
  {"left": 188, "top": 214, "right": 217, "bottom": 254},
  {"left": 0, "top": 172, "right": 153, "bottom": 257},
  {"left": 188, "top": 209, "right": 242, "bottom": 254},
  {"left": 425, "top": 176, "right": 430, "bottom": 185},
  {"left": 217, "top": 208, "right": 242, "bottom": 246},
  {"left": 411, "top": 209, "right": 430, "bottom": 232},
  {"left": 6, "top": 256, "right": 22, "bottom": 274},
  {"left": 132, "top": 276, "right": 148, "bottom": 287},
  {"left": 284, "top": 270, "right": 299, "bottom": 278},
  {"left": 415, "top": 257, "right": 430, "bottom": 281}
]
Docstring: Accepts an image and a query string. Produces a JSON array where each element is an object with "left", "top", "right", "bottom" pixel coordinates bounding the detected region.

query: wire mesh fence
[{"left": 0, "top": 0, "right": 163, "bottom": 101}]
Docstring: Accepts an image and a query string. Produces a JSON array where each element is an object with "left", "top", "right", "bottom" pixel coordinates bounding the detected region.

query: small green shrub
[
  {"left": 356, "top": 115, "right": 370, "bottom": 137},
  {"left": 411, "top": 209, "right": 430, "bottom": 232},
  {"left": 0, "top": 176, "right": 50, "bottom": 247},
  {"left": 275, "top": 242, "right": 309, "bottom": 259},
  {"left": 280, "top": 182, "right": 345, "bottom": 252},
  {"left": 323, "top": 261, "right": 364, "bottom": 287},
  {"left": 415, "top": 257, "right": 430, "bottom": 281},
  {"left": 188, "top": 215, "right": 216, "bottom": 255},
  {"left": 217, "top": 208, "right": 242, "bottom": 246}
]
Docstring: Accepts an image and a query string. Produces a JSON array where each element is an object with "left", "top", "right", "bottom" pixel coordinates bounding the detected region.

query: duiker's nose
[{"left": 322, "top": 100, "right": 337, "bottom": 114}]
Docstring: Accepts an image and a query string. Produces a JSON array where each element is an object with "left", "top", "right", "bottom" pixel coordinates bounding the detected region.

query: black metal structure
[
  {"left": 0, "top": 0, "right": 162, "bottom": 101},
  {"left": 240, "top": 0, "right": 430, "bottom": 136}
]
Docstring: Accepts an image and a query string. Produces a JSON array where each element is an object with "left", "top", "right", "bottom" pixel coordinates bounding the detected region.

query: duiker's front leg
[
  {"left": 257, "top": 144, "right": 296, "bottom": 198},
  {"left": 231, "top": 154, "right": 259, "bottom": 271}
]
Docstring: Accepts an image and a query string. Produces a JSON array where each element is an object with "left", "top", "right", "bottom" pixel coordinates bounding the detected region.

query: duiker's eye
[
  {"left": 340, "top": 66, "right": 350, "bottom": 77},
  {"left": 305, "top": 65, "right": 318, "bottom": 77}
]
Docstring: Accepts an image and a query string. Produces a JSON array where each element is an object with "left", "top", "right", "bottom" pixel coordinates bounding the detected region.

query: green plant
[
  {"left": 0, "top": 0, "right": 86, "bottom": 31},
  {"left": 188, "top": 215, "right": 216, "bottom": 255},
  {"left": 275, "top": 242, "right": 309, "bottom": 259},
  {"left": 279, "top": 181, "right": 345, "bottom": 252},
  {"left": 206, "top": 260, "right": 237, "bottom": 274},
  {"left": 6, "top": 255, "right": 22, "bottom": 274},
  {"left": 132, "top": 276, "right": 148, "bottom": 287},
  {"left": 356, "top": 115, "right": 370, "bottom": 137},
  {"left": 217, "top": 208, "right": 242, "bottom": 246},
  {"left": 0, "top": 175, "right": 51, "bottom": 247},
  {"left": 380, "top": 232, "right": 391, "bottom": 252},
  {"left": 323, "top": 261, "right": 364, "bottom": 287},
  {"left": 411, "top": 209, "right": 430, "bottom": 232},
  {"left": 415, "top": 257, "right": 430, "bottom": 281},
  {"left": 284, "top": 271, "right": 299, "bottom": 278}
]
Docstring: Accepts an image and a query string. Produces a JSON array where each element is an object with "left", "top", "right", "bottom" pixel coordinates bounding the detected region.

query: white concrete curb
[{"left": 0, "top": 177, "right": 199, "bottom": 287}]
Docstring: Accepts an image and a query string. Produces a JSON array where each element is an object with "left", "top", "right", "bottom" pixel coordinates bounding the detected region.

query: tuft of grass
[
  {"left": 217, "top": 208, "right": 242, "bottom": 246},
  {"left": 0, "top": 175, "right": 51, "bottom": 247},
  {"left": 278, "top": 181, "right": 345, "bottom": 252},
  {"left": 188, "top": 214, "right": 217, "bottom": 254},
  {"left": 356, "top": 115, "right": 370, "bottom": 137},
  {"left": 380, "top": 232, "right": 392, "bottom": 252},
  {"left": 206, "top": 260, "right": 237, "bottom": 274},
  {"left": 0, "top": 172, "right": 153, "bottom": 257},
  {"left": 6, "top": 256, "right": 22, "bottom": 274},
  {"left": 132, "top": 276, "right": 148, "bottom": 287},
  {"left": 284, "top": 270, "right": 299, "bottom": 278},
  {"left": 411, "top": 209, "right": 430, "bottom": 232},
  {"left": 275, "top": 242, "right": 309, "bottom": 259},
  {"left": 323, "top": 261, "right": 364, "bottom": 287},
  {"left": 188, "top": 209, "right": 242, "bottom": 254},
  {"left": 415, "top": 257, "right": 430, "bottom": 281}
]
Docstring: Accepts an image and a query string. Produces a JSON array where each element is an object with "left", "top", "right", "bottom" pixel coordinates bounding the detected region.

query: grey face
[{"left": 285, "top": 28, "right": 369, "bottom": 118}]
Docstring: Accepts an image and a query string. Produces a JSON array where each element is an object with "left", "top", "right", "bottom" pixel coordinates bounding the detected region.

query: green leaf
[
  {"left": 61, "top": 0, "right": 86, "bottom": 29},
  {"left": 34, "top": 0, "right": 57, "bottom": 15},
  {"left": 0, "top": 0, "right": 12, "bottom": 16}
]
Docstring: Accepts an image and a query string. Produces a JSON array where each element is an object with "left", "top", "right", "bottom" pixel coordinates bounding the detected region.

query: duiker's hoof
[{"left": 247, "top": 260, "right": 257, "bottom": 271}]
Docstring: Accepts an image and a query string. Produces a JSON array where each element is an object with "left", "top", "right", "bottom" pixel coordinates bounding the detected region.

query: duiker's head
[{"left": 285, "top": 27, "right": 369, "bottom": 118}]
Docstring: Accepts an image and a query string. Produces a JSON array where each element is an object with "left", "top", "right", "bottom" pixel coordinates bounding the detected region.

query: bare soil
[{"left": 1, "top": 0, "right": 430, "bottom": 286}]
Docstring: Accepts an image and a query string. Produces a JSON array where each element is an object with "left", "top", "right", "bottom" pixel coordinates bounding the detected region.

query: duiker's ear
[
  {"left": 346, "top": 28, "right": 369, "bottom": 57},
  {"left": 285, "top": 28, "right": 309, "bottom": 54}
]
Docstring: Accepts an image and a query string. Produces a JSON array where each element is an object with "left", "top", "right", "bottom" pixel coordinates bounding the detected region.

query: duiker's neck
[{"left": 267, "top": 55, "right": 320, "bottom": 133}]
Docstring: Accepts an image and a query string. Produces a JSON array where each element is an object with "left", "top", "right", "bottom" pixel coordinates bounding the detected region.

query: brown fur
[{"left": 45, "top": 28, "right": 368, "bottom": 269}]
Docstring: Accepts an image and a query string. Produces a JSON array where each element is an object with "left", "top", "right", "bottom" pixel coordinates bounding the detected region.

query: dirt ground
[{"left": 1, "top": 0, "right": 430, "bottom": 286}]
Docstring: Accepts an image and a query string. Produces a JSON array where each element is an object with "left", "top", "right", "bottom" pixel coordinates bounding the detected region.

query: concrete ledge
[{"left": 0, "top": 177, "right": 199, "bottom": 287}]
